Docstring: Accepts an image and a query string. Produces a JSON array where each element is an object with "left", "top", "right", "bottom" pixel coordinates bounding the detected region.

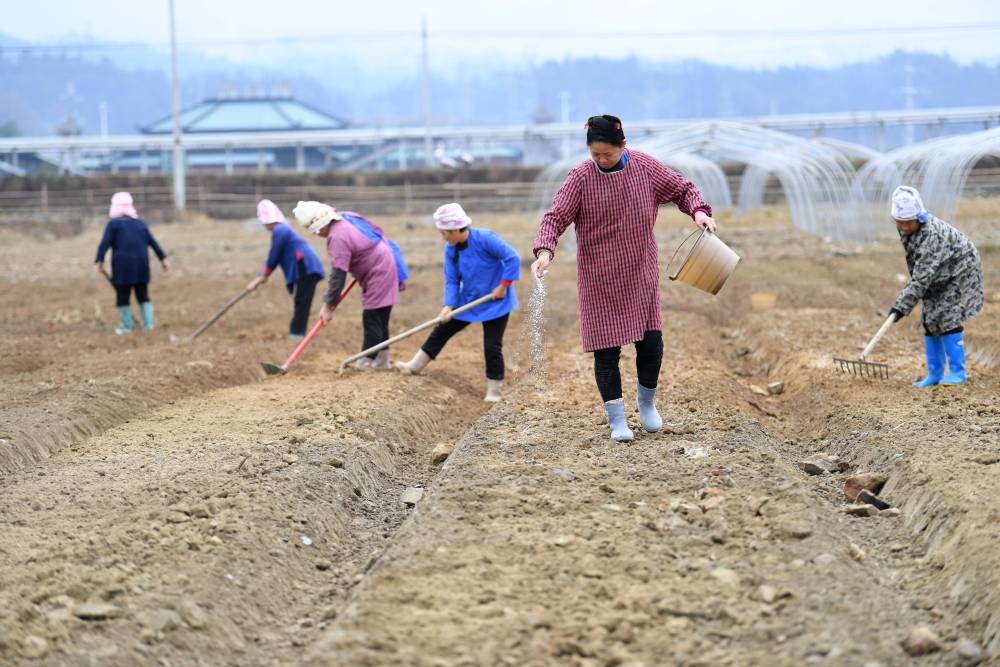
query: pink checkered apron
[{"left": 533, "top": 150, "right": 711, "bottom": 352}]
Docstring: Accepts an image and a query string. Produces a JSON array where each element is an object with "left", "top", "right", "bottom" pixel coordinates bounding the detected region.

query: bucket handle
[{"left": 666, "top": 228, "right": 709, "bottom": 281}]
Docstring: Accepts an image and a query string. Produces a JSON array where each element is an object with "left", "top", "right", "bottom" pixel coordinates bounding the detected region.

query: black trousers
[
  {"left": 290, "top": 272, "right": 321, "bottom": 336},
  {"left": 362, "top": 306, "right": 393, "bottom": 357},
  {"left": 114, "top": 283, "right": 149, "bottom": 307},
  {"left": 421, "top": 313, "right": 509, "bottom": 380},
  {"left": 593, "top": 330, "right": 663, "bottom": 403}
]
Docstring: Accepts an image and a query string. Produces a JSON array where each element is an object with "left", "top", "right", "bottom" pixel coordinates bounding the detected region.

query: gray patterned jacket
[{"left": 892, "top": 215, "right": 984, "bottom": 335}]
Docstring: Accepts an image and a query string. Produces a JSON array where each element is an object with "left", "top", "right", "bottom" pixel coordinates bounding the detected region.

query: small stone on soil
[
  {"left": 857, "top": 489, "right": 890, "bottom": 510},
  {"left": 767, "top": 381, "right": 785, "bottom": 395},
  {"left": 401, "top": 487, "right": 424, "bottom": 507},
  {"left": 550, "top": 468, "right": 576, "bottom": 482},
  {"left": 844, "top": 504, "right": 879, "bottom": 517},
  {"left": 21, "top": 635, "right": 48, "bottom": 659},
  {"left": 74, "top": 601, "right": 123, "bottom": 620},
  {"left": 971, "top": 453, "right": 999, "bottom": 465},
  {"left": 814, "top": 553, "right": 837, "bottom": 567},
  {"left": 710, "top": 567, "right": 741, "bottom": 588},
  {"left": 799, "top": 455, "right": 840, "bottom": 475},
  {"left": 955, "top": 638, "right": 984, "bottom": 665},
  {"left": 774, "top": 520, "right": 813, "bottom": 539},
  {"left": 179, "top": 600, "right": 208, "bottom": 629},
  {"left": 758, "top": 585, "right": 778, "bottom": 603},
  {"left": 844, "top": 472, "right": 888, "bottom": 501},
  {"left": 901, "top": 626, "right": 942, "bottom": 656},
  {"left": 139, "top": 608, "right": 182, "bottom": 633},
  {"left": 430, "top": 442, "right": 454, "bottom": 465}
]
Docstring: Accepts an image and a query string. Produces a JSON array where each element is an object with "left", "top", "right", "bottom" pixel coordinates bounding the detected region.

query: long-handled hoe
[
  {"left": 184, "top": 288, "right": 252, "bottom": 341},
  {"left": 833, "top": 313, "right": 896, "bottom": 379},
  {"left": 337, "top": 293, "right": 495, "bottom": 374},
  {"left": 261, "top": 280, "right": 357, "bottom": 376}
]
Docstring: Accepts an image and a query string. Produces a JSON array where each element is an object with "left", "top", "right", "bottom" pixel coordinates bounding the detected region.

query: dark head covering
[{"left": 585, "top": 115, "right": 626, "bottom": 146}]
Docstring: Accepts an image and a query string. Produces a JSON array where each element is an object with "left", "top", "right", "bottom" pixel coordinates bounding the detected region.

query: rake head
[{"left": 833, "top": 357, "right": 889, "bottom": 379}]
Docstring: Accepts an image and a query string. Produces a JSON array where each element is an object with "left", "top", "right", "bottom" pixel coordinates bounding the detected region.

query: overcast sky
[{"left": 4, "top": 0, "right": 1000, "bottom": 68}]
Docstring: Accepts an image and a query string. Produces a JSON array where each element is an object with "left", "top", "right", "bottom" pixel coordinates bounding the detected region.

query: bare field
[{"left": 1, "top": 204, "right": 998, "bottom": 666}]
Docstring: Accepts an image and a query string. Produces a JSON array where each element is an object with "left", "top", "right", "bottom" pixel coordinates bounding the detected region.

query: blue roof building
[{"left": 141, "top": 95, "right": 348, "bottom": 134}]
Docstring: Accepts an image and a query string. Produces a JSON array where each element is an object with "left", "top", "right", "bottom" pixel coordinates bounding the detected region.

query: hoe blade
[
  {"left": 261, "top": 362, "right": 288, "bottom": 376},
  {"left": 833, "top": 357, "right": 889, "bottom": 380}
]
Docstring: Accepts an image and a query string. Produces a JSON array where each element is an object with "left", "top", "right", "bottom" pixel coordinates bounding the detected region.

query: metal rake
[{"left": 833, "top": 313, "right": 896, "bottom": 380}]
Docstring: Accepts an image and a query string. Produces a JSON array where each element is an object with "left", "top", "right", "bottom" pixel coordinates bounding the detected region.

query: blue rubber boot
[
  {"left": 912, "top": 335, "right": 945, "bottom": 387},
  {"left": 140, "top": 301, "right": 154, "bottom": 331},
  {"left": 115, "top": 306, "right": 134, "bottom": 335},
  {"left": 603, "top": 398, "right": 634, "bottom": 442},
  {"left": 940, "top": 332, "right": 967, "bottom": 385},
  {"left": 636, "top": 382, "right": 663, "bottom": 433}
]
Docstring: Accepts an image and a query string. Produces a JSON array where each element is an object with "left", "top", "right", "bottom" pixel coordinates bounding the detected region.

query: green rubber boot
[
  {"left": 115, "top": 306, "right": 134, "bottom": 335},
  {"left": 140, "top": 301, "right": 154, "bottom": 331}
]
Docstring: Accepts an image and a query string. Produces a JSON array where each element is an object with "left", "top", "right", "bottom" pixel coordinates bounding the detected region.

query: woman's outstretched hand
[{"left": 531, "top": 250, "right": 552, "bottom": 279}]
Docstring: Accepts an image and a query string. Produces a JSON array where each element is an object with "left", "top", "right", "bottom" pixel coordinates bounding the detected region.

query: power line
[{"left": 2, "top": 22, "right": 1000, "bottom": 54}]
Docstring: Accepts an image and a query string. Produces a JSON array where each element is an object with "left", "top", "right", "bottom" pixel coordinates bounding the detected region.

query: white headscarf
[
  {"left": 890, "top": 186, "right": 927, "bottom": 222},
  {"left": 293, "top": 200, "right": 341, "bottom": 234}
]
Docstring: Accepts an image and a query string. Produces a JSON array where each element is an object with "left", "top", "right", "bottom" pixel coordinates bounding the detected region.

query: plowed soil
[{"left": 1, "top": 204, "right": 997, "bottom": 666}]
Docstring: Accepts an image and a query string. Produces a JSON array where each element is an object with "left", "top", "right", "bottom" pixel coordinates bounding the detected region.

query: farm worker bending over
[
  {"left": 530, "top": 115, "right": 717, "bottom": 442},
  {"left": 95, "top": 192, "right": 170, "bottom": 334},
  {"left": 396, "top": 203, "right": 520, "bottom": 402},
  {"left": 293, "top": 201, "right": 408, "bottom": 371},
  {"left": 887, "top": 186, "right": 984, "bottom": 387},
  {"left": 246, "top": 199, "right": 325, "bottom": 340}
]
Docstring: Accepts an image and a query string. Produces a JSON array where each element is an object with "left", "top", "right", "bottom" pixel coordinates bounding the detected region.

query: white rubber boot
[
  {"left": 395, "top": 349, "right": 431, "bottom": 375},
  {"left": 603, "top": 399, "right": 634, "bottom": 442},
  {"left": 484, "top": 379, "right": 503, "bottom": 402},
  {"left": 371, "top": 349, "right": 391, "bottom": 370},
  {"left": 353, "top": 357, "right": 374, "bottom": 371}
]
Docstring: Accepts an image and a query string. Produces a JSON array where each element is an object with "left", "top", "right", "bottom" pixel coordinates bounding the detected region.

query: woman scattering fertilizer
[
  {"left": 887, "top": 186, "right": 984, "bottom": 387},
  {"left": 246, "top": 199, "right": 325, "bottom": 340},
  {"left": 530, "top": 115, "right": 717, "bottom": 442},
  {"left": 95, "top": 192, "right": 170, "bottom": 334},
  {"left": 293, "top": 201, "right": 407, "bottom": 370},
  {"left": 396, "top": 203, "right": 520, "bottom": 402}
]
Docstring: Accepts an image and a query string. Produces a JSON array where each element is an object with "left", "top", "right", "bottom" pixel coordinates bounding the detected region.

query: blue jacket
[
  {"left": 95, "top": 216, "right": 166, "bottom": 285},
  {"left": 262, "top": 222, "right": 325, "bottom": 293},
  {"left": 443, "top": 227, "right": 520, "bottom": 322}
]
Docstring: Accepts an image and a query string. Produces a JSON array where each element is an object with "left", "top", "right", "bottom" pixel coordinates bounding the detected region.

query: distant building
[
  {"left": 141, "top": 95, "right": 348, "bottom": 135},
  {"left": 123, "top": 94, "right": 350, "bottom": 173}
]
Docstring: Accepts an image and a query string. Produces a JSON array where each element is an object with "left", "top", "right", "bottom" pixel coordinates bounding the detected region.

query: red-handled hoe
[{"left": 261, "top": 280, "right": 357, "bottom": 376}]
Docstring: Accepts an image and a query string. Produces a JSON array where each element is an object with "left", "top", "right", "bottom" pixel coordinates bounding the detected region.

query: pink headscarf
[
  {"left": 256, "top": 199, "right": 287, "bottom": 225},
  {"left": 433, "top": 202, "right": 472, "bottom": 230},
  {"left": 109, "top": 192, "right": 138, "bottom": 219}
]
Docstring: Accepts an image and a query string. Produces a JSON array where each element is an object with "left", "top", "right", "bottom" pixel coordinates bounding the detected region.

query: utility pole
[
  {"left": 169, "top": 0, "right": 186, "bottom": 211},
  {"left": 421, "top": 17, "right": 433, "bottom": 167},
  {"left": 99, "top": 102, "right": 109, "bottom": 136},
  {"left": 559, "top": 91, "right": 571, "bottom": 160},
  {"left": 902, "top": 59, "right": 916, "bottom": 146}
]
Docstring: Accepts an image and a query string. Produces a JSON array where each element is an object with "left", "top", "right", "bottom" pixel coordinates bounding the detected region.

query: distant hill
[{"left": 1, "top": 42, "right": 999, "bottom": 137}]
